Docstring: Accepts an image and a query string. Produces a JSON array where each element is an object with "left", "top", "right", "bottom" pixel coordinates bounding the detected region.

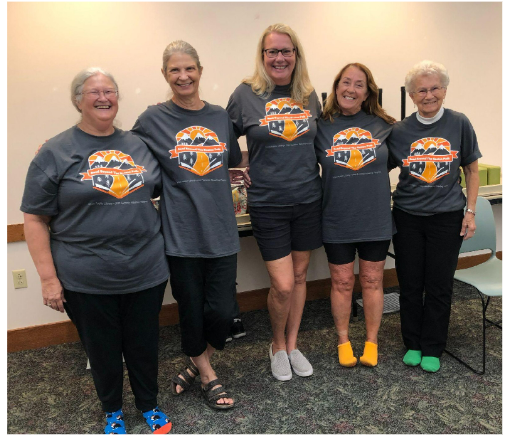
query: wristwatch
[{"left": 466, "top": 208, "right": 476, "bottom": 216}]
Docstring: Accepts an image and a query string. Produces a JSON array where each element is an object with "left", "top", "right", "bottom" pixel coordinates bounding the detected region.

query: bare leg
[
  {"left": 206, "top": 343, "right": 215, "bottom": 359},
  {"left": 266, "top": 254, "right": 295, "bottom": 353},
  {"left": 173, "top": 345, "right": 220, "bottom": 396},
  {"left": 329, "top": 262, "right": 356, "bottom": 345},
  {"left": 193, "top": 348, "right": 233, "bottom": 406},
  {"left": 285, "top": 250, "right": 311, "bottom": 353},
  {"left": 359, "top": 259, "right": 385, "bottom": 344}
]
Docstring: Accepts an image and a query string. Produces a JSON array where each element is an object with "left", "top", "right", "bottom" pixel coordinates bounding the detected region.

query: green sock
[
  {"left": 403, "top": 349, "right": 422, "bottom": 366},
  {"left": 420, "top": 356, "right": 440, "bottom": 372}
]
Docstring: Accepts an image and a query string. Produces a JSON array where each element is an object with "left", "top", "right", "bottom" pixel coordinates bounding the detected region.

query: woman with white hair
[
  {"left": 227, "top": 24, "right": 322, "bottom": 381},
  {"left": 132, "top": 40, "right": 248, "bottom": 410},
  {"left": 388, "top": 60, "right": 481, "bottom": 373},
  {"left": 21, "top": 67, "right": 172, "bottom": 434}
]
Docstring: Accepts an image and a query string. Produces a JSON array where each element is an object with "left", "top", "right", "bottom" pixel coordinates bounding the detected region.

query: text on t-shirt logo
[
  {"left": 325, "top": 127, "right": 379, "bottom": 171},
  {"left": 80, "top": 150, "right": 146, "bottom": 199},
  {"left": 259, "top": 98, "right": 311, "bottom": 142},
  {"left": 403, "top": 137, "right": 459, "bottom": 183},
  {"left": 170, "top": 126, "right": 227, "bottom": 176}
]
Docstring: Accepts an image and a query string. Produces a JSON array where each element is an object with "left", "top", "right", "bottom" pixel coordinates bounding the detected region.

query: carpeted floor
[{"left": 8, "top": 281, "right": 502, "bottom": 434}]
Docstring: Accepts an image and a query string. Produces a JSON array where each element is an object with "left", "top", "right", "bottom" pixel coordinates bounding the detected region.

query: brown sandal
[
  {"left": 201, "top": 379, "right": 235, "bottom": 410},
  {"left": 171, "top": 358, "right": 199, "bottom": 395}
]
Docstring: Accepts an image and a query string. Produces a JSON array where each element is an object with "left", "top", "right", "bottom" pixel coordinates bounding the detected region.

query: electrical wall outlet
[{"left": 12, "top": 269, "right": 28, "bottom": 289}]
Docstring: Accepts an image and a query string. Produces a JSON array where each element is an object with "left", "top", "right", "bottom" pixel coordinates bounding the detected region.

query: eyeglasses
[
  {"left": 412, "top": 86, "right": 445, "bottom": 98},
  {"left": 263, "top": 48, "right": 296, "bottom": 58},
  {"left": 78, "top": 89, "right": 119, "bottom": 99}
]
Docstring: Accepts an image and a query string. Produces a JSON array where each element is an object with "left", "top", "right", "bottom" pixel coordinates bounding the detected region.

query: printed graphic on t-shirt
[
  {"left": 402, "top": 137, "right": 458, "bottom": 183},
  {"left": 80, "top": 150, "right": 146, "bottom": 199},
  {"left": 325, "top": 127, "right": 379, "bottom": 170},
  {"left": 170, "top": 126, "right": 227, "bottom": 176},
  {"left": 259, "top": 98, "right": 311, "bottom": 142}
]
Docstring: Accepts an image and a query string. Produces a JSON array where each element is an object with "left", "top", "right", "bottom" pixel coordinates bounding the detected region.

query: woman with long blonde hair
[{"left": 227, "top": 23, "right": 322, "bottom": 381}]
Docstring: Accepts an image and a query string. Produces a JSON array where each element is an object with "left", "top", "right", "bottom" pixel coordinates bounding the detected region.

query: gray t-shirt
[
  {"left": 315, "top": 111, "right": 394, "bottom": 243},
  {"left": 132, "top": 100, "right": 242, "bottom": 258},
  {"left": 20, "top": 126, "right": 169, "bottom": 294},
  {"left": 388, "top": 109, "right": 482, "bottom": 215},
  {"left": 227, "top": 83, "right": 322, "bottom": 207}
]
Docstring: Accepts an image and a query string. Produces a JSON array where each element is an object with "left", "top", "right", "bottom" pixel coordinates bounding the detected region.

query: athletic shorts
[
  {"left": 324, "top": 239, "right": 391, "bottom": 265},
  {"left": 249, "top": 199, "right": 322, "bottom": 262}
]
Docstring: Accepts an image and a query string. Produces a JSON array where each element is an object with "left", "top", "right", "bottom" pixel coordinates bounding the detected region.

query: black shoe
[{"left": 231, "top": 318, "right": 246, "bottom": 339}]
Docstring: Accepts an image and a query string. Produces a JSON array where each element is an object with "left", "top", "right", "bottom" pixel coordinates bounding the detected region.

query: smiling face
[
  {"left": 335, "top": 66, "right": 369, "bottom": 116},
  {"left": 263, "top": 32, "right": 296, "bottom": 86},
  {"left": 409, "top": 73, "right": 447, "bottom": 118},
  {"left": 162, "top": 52, "right": 202, "bottom": 100},
  {"left": 76, "top": 74, "right": 118, "bottom": 130}
]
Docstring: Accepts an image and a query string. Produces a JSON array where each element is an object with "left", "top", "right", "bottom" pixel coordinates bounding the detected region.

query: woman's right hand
[
  {"left": 42, "top": 276, "right": 66, "bottom": 313},
  {"left": 243, "top": 165, "right": 252, "bottom": 188}
]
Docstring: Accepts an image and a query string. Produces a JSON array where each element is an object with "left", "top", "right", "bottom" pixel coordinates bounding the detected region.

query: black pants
[
  {"left": 63, "top": 281, "right": 167, "bottom": 412},
  {"left": 393, "top": 208, "right": 464, "bottom": 357},
  {"left": 168, "top": 254, "right": 237, "bottom": 357}
]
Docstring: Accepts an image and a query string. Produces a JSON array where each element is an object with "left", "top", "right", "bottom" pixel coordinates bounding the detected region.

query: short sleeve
[
  {"left": 386, "top": 133, "right": 399, "bottom": 170},
  {"left": 20, "top": 161, "right": 59, "bottom": 216},
  {"left": 227, "top": 119, "right": 242, "bottom": 168},
  {"left": 131, "top": 116, "right": 150, "bottom": 145},
  {"left": 226, "top": 91, "right": 244, "bottom": 139},
  {"left": 459, "top": 115, "right": 482, "bottom": 166},
  {"left": 315, "top": 93, "right": 322, "bottom": 117}
]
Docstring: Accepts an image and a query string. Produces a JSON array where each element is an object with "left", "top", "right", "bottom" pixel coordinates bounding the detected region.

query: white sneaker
[
  {"left": 288, "top": 349, "right": 313, "bottom": 377},
  {"left": 269, "top": 344, "right": 292, "bottom": 381}
]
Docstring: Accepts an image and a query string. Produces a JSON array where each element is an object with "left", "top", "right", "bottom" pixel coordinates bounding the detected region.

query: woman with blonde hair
[
  {"left": 227, "top": 24, "right": 322, "bottom": 381},
  {"left": 316, "top": 63, "right": 395, "bottom": 368}
]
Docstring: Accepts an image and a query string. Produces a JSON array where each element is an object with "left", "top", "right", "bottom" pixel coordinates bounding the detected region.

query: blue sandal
[{"left": 104, "top": 409, "right": 126, "bottom": 434}]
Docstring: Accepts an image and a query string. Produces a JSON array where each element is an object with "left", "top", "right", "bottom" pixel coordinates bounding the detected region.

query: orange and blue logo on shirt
[
  {"left": 259, "top": 98, "right": 311, "bottom": 142},
  {"left": 325, "top": 127, "right": 379, "bottom": 171},
  {"left": 403, "top": 137, "right": 458, "bottom": 183},
  {"left": 170, "top": 126, "right": 227, "bottom": 176},
  {"left": 80, "top": 150, "right": 146, "bottom": 199}
]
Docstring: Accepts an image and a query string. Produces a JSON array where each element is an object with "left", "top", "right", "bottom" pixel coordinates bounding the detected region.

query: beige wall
[{"left": 7, "top": 2, "right": 502, "bottom": 329}]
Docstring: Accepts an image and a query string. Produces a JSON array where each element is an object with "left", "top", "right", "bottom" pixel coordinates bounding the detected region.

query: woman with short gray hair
[
  {"left": 70, "top": 67, "right": 119, "bottom": 111},
  {"left": 388, "top": 60, "right": 480, "bottom": 373},
  {"left": 132, "top": 40, "right": 248, "bottom": 410},
  {"left": 22, "top": 67, "right": 172, "bottom": 434},
  {"left": 404, "top": 60, "right": 450, "bottom": 92}
]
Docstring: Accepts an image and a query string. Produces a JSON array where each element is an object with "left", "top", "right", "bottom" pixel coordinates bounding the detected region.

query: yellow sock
[
  {"left": 337, "top": 341, "right": 357, "bottom": 367},
  {"left": 360, "top": 341, "right": 378, "bottom": 367}
]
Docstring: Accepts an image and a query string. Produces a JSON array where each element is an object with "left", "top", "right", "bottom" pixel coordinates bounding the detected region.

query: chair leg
[
  {"left": 444, "top": 292, "right": 489, "bottom": 375},
  {"left": 484, "top": 297, "right": 503, "bottom": 328}
]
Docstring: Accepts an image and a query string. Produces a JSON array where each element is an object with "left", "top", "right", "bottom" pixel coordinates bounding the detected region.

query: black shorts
[
  {"left": 324, "top": 239, "right": 391, "bottom": 265},
  {"left": 249, "top": 199, "right": 323, "bottom": 262}
]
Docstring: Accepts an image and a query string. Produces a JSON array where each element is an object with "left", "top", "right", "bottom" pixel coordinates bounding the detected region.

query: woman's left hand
[{"left": 460, "top": 213, "right": 476, "bottom": 240}]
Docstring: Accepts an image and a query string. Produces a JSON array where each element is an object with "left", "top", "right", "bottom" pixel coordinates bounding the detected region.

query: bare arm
[
  {"left": 237, "top": 150, "right": 249, "bottom": 168},
  {"left": 460, "top": 160, "right": 479, "bottom": 240},
  {"left": 23, "top": 213, "right": 66, "bottom": 312}
]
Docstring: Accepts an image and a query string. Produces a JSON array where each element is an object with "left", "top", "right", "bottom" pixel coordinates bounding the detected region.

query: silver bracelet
[{"left": 466, "top": 208, "right": 476, "bottom": 216}]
